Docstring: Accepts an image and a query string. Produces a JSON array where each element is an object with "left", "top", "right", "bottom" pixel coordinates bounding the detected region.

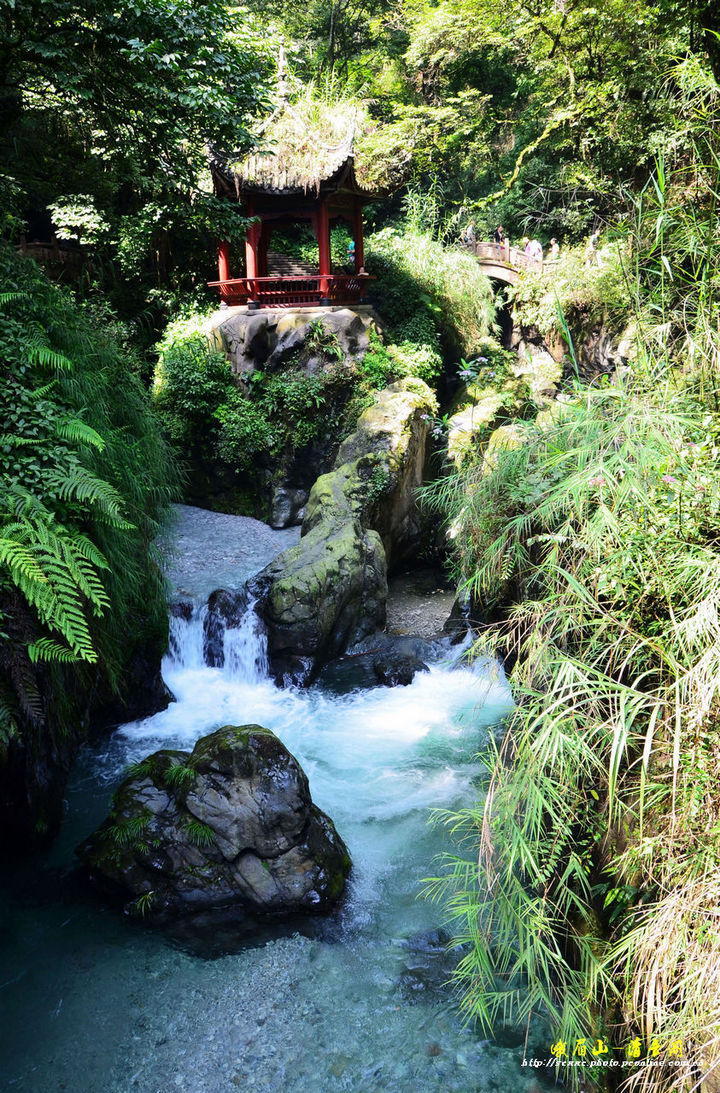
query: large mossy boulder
[
  {"left": 250, "top": 520, "right": 387, "bottom": 684},
  {"left": 206, "top": 306, "right": 377, "bottom": 378},
  {"left": 77, "top": 725, "right": 351, "bottom": 923},
  {"left": 251, "top": 378, "right": 436, "bottom": 683},
  {"left": 318, "top": 378, "right": 436, "bottom": 562}
]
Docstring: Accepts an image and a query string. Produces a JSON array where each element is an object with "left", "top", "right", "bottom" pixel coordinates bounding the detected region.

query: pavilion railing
[{"left": 207, "top": 274, "right": 375, "bottom": 308}]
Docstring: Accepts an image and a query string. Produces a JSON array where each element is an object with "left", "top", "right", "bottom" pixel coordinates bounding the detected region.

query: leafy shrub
[
  {"left": 425, "top": 371, "right": 720, "bottom": 1084},
  {"left": 152, "top": 312, "right": 235, "bottom": 455},
  {"left": 367, "top": 227, "right": 495, "bottom": 355},
  {"left": 214, "top": 393, "right": 274, "bottom": 470},
  {"left": 358, "top": 331, "right": 402, "bottom": 388},
  {"left": 152, "top": 309, "right": 366, "bottom": 490},
  {"left": 510, "top": 242, "right": 630, "bottom": 336}
]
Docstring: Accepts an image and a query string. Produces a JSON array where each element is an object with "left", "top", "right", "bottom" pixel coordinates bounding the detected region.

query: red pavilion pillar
[
  {"left": 245, "top": 203, "right": 260, "bottom": 309},
  {"left": 218, "top": 240, "right": 231, "bottom": 282},
  {"left": 353, "top": 201, "right": 365, "bottom": 273},
  {"left": 317, "top": 198, "right": 331, "bottom": 305}
]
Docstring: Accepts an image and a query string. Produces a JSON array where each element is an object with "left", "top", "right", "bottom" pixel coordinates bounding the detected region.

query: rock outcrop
[
  {"left": 202, "top": 588, "right": 250, "bottom": 668},
  {"left": 251, "top": 378, "right": 437, "bottom": 683},
  {"left": 509, "top": 317, "right": 633, "bottom": 384},
  {"left": 78, "top": 725, "right": 351, "bottom": 923},
  {"left": 372, "top": 649, "right": 429, "bottom": 687},
  {"left": 206, "top": 306, "right": 377, "bottom": 379},
  {"left": 446, "top": 349, "right": 561, "bottom": 468}
]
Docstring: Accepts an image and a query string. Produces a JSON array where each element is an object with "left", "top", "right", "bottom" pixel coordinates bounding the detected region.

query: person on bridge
[
  {"left": 494, "top": 225, "right": 505, "bottom": 254},
  {"left": 527, "top": 238, "right": 543, "bottom": 263},
  {"left": 462, "top": 220, "right": 477, "bottom": 247}
]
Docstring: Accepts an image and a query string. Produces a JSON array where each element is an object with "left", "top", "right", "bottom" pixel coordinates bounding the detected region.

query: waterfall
[
  {"left": 166, "top": 595, "right": 269, "bottom": 684},
  {"left": 223, "top": 600, "right": 269, "bottom": 683},
  {"left": 167, "top": 606, "right": 206, "bottom": 670}
]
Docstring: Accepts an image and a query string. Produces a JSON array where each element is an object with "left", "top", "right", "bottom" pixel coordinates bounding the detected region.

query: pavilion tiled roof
[{"left": 211, "top": 99, "right": 377, "bottom": 199}]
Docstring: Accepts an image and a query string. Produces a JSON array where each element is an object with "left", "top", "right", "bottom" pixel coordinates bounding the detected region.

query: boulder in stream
[
  {"left": 202, "top": 587, "right": 250, "bottom": 668},
  {"left": 77, "top": 725, "right": 351, "bottom": 923},
  {"left": 252, "top": 378, "right": 437, "bottom": 684},
  {"left": 372, "top": 650, "right": 429, "bottom": 687}
]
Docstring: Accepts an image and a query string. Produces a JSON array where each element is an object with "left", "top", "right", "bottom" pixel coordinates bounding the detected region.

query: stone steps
[{"left": 265, "top": 250, "right": 317, "bottom": 277}]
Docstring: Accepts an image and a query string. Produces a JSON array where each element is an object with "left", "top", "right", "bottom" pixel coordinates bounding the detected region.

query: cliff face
[{"left": 0, "top": 588, "right": 170, "bottom": 856}]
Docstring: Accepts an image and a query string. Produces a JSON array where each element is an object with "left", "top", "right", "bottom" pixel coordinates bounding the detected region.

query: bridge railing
[
  {"left": 460, "top": 239, "right": 562, "bottom": 274},
  {"left": 465, "top": 240, "right": 544, "bottom": 271}
]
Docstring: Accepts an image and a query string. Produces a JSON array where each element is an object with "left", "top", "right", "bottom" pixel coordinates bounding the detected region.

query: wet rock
[
  {"left": 169, "top": 599, "right": 193, "bottom": 621},
  {"left": 317, "top": 633, "right": 442, "bottom": 693},
  {"left": 372, "top": 651, "right": 429, "bottom": 687},
  {"left": 77, "top": 725, "right": 351, "bottom": 924},
  {"left": 399, "top": 928, "right": 456, "bottom": 997},
  {"left": 326, "top": 378, "right": 437, "bottom": 564},
  {"left": 270, "top": 486, "right": 308, "bottom": 530},
  {"left": 251, "top": 520, "right": 387, "bottom": 685},
  {"left": 206, "top": 307, "right": 378, "bottom": 377},
  {"left": 442, "top": 592, "right": 473, "bottom": 638},
  {"left": 203, "top": 588, "right": 250, "bottom": 668}
]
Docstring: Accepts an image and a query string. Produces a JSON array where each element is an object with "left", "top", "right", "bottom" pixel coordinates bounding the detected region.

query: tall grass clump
[
  {"left": 425, "top": 66, "right": 720, "bottom": 1093},
  {"left": 367, "top": 226, "right": 496, "bottom": 357}
]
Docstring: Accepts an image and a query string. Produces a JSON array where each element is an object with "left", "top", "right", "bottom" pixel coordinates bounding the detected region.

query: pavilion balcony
[{"left": 207, "top": 274, "right": 374, "bottom": 310}]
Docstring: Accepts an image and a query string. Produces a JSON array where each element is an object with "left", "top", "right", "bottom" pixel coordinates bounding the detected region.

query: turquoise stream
[{"left": 0, "top": 509, "right": 555, "bottom": 1093}]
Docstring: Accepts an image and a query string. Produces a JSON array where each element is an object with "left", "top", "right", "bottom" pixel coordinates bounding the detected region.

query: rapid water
[{"left": 0, "top": 511, "right": 553, "bottom": 1093}]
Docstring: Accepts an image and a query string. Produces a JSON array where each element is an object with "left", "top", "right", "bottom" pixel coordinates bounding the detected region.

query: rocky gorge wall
[{"left": 251, "top": 377, "right": 438, "bottom": 684}]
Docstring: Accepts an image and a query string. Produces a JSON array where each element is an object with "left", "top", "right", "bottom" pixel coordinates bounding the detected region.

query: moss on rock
[
  {"left": 78, "top": 725, "right": 351, "bottom": 925},
  {"left": 252, "top": 379, "right": 436, "bottom": 683}
]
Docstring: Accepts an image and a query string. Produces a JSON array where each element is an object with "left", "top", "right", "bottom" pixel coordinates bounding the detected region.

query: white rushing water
[
  {"left": 118, "top": 606, "right": 512, "bottom": 937},
  {"left": 0, "top": 514, "right": 557, "bottom": 1093}
]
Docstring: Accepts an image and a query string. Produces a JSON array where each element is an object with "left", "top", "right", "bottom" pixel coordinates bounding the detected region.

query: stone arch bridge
[{"left": 467, "top": 240, "right": 546, "bottom": 285}]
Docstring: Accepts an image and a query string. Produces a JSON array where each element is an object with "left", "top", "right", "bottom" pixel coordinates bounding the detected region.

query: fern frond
[
  {"left": 27, "top": 380, "right": 57, "bottom": 400},
  {"left": 0, "top": 517, "right": 108, "bottom": 661},
  {"left": 43, "top": 466, "right": 132, "bottom": 527},
  {"left": 26, "top": 343, "right": 74, "bottom": 371},
  {"left": 55, "top": 418, "right": 105, "bottom": 451},
  {"left": 0, "top": 292, "right": 28, "bottom": 307},
  {"left": 27, "top": 638, "right": 79, "bottom": 664},
  {"left": 0, "top": 434, "right": 36, "bottom": 448}
]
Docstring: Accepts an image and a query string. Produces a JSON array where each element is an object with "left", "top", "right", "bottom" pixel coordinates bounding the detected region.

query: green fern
[
  {"left": 123, "top": 758, "right": 156, "bottom": 780},
  {"left": 0, "top": 516, "right": 111, "bottom": 662},
  {"left": 163, "top": 763, "right": 197, "bottom": 790},
  {"left": 107, "top": 811, "right": 151, "bottom": 847},
  {"left": 0, "top": 240, "right": 178, "bottom": 829},
  {"left": 130, "top": 890, "right": 156, "bottom": 918},
  {"left": 26, "top": 343, "right": 74, "bottom": 371},
  {"left": 55, "top": 418, "right": 105, "bottom": 451},
  {"left": 27, "top": 638, "right": 82, "bottom": 664},
  {"left": 183, "top": 817, "right": 215, "bottom": 847},
  {"left": 42, "top": 466, "right": 132, "bottom": 527}
]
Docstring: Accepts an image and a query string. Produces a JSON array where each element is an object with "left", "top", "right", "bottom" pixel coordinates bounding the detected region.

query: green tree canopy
[{"left": 0, "top": 0, "right": 272, "bottom": 300}]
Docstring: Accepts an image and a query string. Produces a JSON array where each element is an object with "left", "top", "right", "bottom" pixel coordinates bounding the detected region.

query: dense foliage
[
  {"left": 424, "top": 76, "right": 720, "bottom": 1090},
  {"left": 250, "top": 1, "right": 720, "bottom": 248},
  {"left": 0, "top": 244, "right": 176, "bottom": 784},
  {"left": 1, "top": 0, "right": 272, "bottom": 318},
  {"left": 4, "top": 0, "right": 720, "bottom": 1079}
]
